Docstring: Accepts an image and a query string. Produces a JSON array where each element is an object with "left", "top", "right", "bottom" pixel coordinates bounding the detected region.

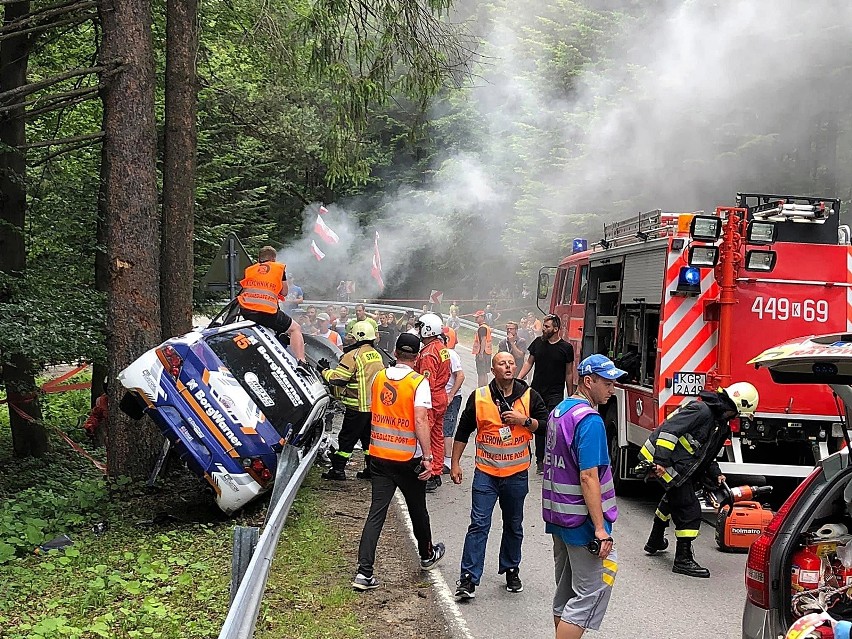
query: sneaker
[
  {"left": 536, "top": 464, "right": 544, "bottom": 476},
  {"left": 425, "top": 477, "right": 440, "bottom": 493},
  {"left": 352, "top": 573, "right": 379, "bottom": 591},
  {"left": 441, "top": 464, "right": 451, "bottom": 475},
  {"left": 321, "top": 469, "right": 347, "bottom": 481},
  {"left": 505, "top": 568, "right": 523, "bottom": 593},
  {"left": 420, "top": 542, "right": 445, "bottom": 570},
  {"left": 455, "top": 574, "right": 476, "bottom": 600}
]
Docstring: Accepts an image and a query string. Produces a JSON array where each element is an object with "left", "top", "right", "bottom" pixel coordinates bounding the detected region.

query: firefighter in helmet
[
  {"left": 317, "top": 320, "right": 386, "bottom": 481},
  {"left": 639, "top": 381, "right": 759, "bottom": 578}
]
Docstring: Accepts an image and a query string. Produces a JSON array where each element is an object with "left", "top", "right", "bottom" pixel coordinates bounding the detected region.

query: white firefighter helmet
[
  {"left": 723, "top": 381, "right": 759, "bottom": 417},
  {"left": 415, "top": 313, "right": 443, "bottom": 339},
  {"left": 350, "top": 321, "right": 376, "bottom": 342}
]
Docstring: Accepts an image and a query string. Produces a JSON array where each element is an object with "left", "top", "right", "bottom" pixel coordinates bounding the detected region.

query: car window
[
  {"left": 560, "top": 266, "right": 576, "bottom": 306},
  {"left": 577, "top": 265, "right": 589, "bottom": 304},
  {"left": 205, "top": 327, "right": 311, "bottom": 434}
]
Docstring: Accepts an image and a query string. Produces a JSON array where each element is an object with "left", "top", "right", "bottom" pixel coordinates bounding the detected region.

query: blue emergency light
[
  {"left": 572, "top": 238, "right": 588, "bottom": 253},
  {"left": 674, "top": 266, "right": 701, "bottom": 296}
]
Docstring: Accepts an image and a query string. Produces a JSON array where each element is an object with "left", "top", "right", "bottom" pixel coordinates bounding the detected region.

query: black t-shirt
[{"left": 527, "top": 337, "right": 574, "bottom": 406}]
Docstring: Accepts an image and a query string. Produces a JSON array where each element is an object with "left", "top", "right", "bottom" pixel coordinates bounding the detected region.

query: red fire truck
[{"left": 538, "top": 193, "right": 851, "bottom": 485}]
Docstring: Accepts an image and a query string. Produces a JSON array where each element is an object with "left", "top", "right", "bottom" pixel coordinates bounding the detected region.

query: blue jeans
[
  {"left": 443, "top": 395, "right": 462, "bottom": 437},
  {"left": 460, "top": 467, "right": 529, "bottom": 584}
]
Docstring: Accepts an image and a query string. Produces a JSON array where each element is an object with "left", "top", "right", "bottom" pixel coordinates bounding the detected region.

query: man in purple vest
[{"left": 543, "top": 354, "right": 625, "bottom": 639}]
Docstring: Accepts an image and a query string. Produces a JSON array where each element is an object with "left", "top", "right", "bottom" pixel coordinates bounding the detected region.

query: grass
[{"left": 0, "top": 376, "right": 364, "bottom": 639}]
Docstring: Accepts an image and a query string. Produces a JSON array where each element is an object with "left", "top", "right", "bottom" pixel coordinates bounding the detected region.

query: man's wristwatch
[
  {"left": 422, "top": 456, "right": 433, "bottom": 462},
  {"left": 524, "top": 417, "right": 533, "bottom": 428}
]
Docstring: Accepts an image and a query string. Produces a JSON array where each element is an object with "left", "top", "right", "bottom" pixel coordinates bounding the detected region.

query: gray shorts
[{"left": 552, "top": 535, "right": 618, "bottom": 631}]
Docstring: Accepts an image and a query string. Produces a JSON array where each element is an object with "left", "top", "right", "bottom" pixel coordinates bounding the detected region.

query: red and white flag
[
  {"left": 371, "top": 231, "right": 384, "bottom": 290},
  {"left": 310, "top": 240, "right": 325, "bottom": 261},
  {"left": 318, "top": 205, "right": 329, "bottom": 216},
  {"left": 314, "top": 215, "right": 339, "bottom": 245}
]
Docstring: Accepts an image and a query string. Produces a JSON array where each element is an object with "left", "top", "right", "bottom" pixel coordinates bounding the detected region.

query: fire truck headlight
[
  {"left": 689, "top": 215, "right": 722, "bottom": 241},
  {"left": 744, "top": 249, "right": 777, "bottom": 272},
  {"left": 747, "top": 221, "right": 777, "bottom": 245},
  {"left": 688, "top": 245, "right": 719, "bottom": 267}
]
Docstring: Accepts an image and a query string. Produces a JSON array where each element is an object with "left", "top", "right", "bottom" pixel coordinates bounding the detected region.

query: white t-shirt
[
  {"left": 444, "top": 349, "right": 463, "bottom": 397},
  {"left": 381, "top": 363, "right": 431, "bottom": 457}
]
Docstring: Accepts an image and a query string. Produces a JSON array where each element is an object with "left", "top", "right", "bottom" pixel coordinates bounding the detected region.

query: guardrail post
[{"left": 230, "top": 526, "right": 260, "bottom": 605}]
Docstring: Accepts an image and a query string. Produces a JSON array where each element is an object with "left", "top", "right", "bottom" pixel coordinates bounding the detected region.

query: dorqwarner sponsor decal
[
  {"left": 255, "top": 345, "right": 304, "bottom": 407},
  {"left": 186, "top": 379, "right": 242, "bottom": 447},
  {"left": 244, "top": 372, "right": 275, "bottom": 407}
]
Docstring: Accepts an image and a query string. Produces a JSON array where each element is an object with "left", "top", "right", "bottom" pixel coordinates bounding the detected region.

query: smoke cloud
[{"left": 281, "top": 0, "right": 852, "bottom": 301}]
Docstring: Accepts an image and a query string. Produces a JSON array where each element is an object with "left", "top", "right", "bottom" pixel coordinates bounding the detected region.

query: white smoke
[{"left": 283, "top": 0, "right": 852, "bottom": 298}]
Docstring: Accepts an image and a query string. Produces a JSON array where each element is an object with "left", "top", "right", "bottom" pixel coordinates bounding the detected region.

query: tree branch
[
  {"left": 0, "top": 0, "right": 99, "bottom": 34},
  {"left": 0, "top": 65, "right": 104, "bottom": 105},
  {"left": 30, "top": 136, "right": 102, "bottom": 165},
  {"left": 18, "top": 132, "right": 103, "bottom": 149},
  {"left": 22, "top": 89, "right": 97, "bottom": 119},
  {"left": 0, "top": 84, "right": 98, "bottom": 115},
  {"left": 0, "top": 12, "right": 95, "bottom": 43}
]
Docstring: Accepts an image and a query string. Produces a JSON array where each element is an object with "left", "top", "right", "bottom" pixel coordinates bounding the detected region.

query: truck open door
[{"left": 537, "top": 266, "right": 558, "bottom": 315}]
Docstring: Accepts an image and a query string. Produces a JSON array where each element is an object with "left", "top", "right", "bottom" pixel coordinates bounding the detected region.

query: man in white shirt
[{"left": 442, "top": 340, "right": 466, "bottom": 474}]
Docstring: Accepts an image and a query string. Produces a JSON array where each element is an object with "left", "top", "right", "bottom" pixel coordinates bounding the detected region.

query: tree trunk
[
  {"left": 0, "top": 0, "right": 48, "bottom": 458},
  {"left": 100, "top": 0, "right": 162, "bottom": 478},
  {"left": 160, "top": 0, "right": 197, "bottom": 340}
]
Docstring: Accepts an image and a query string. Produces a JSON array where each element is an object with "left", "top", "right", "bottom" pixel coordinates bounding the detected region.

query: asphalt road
[{"left": 425, "top": 344, "right": 747, "bottom": 639}]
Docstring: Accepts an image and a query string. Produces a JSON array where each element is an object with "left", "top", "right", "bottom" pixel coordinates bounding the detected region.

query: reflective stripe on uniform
[
  {"left": 678, "top": 436, "right": 695, "bottom": 455},
  {"left": 542, "top": 499, "right": 591, "bottom": 516},
  {"left": 675, "top": 528, "right": 700, "bottom": 538},
  {"left": 639, "top": 443, "right": 677, "bottom": 483},
  {"left": 657, "top": 438, "right": 676, "bottom": 451},
  {"left": 239, "top": 288, "right": 278, "bottom": 312},
  {"left": 654, "top": 509, "right": 671, "bottom": 522},
  {"left": 602, "top": 558, "right": 618, "bottom": 587},
  {"left": 369, "top": 437, "right": 415, "bottom": 453},
  {"left": 542, "top": 479, "right": 583, "bottom": 496}
]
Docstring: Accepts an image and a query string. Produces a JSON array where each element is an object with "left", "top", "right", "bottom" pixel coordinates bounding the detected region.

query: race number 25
[{"left": 750, "top": 296, "right": 828, "bottom": 322}]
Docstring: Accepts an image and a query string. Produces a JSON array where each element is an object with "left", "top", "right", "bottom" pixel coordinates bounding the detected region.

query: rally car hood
[{"left": 748, "top": 333, "right": 852, "bottom": 385}]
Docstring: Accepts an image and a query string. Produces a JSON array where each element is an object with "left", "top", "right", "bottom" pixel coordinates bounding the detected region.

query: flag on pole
[
  {"left": 371, "top": 231, "right": 384, "bottom": 290},
  {"left": 318, "top": 205, "right": 329, "bottom": 216},
  {"left": 310, "top": 240, "right": 325, "bottom": 261},
  {"left": 314, "top": 215, "right": 339, "bottom": 245}
]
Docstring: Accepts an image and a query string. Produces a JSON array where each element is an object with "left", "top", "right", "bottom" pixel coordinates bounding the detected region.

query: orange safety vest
[
  {"left": 237, "top": 261, "right": 285, "bottom": 314},
  {"left": 471, "top": 325, "right": 493, "bottom": 356},
  {"left": 474, "top": 386, "right": 532, "bottom": 477},
  {"left": 369, "top": 369, "right": 423, "bottom": 461},
  {"left": 443, "top": 326, "right": 458, "bottom": 349}
]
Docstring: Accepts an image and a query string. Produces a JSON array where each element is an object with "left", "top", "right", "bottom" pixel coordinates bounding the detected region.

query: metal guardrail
[{"left": 217, "top": 435, "right": 323, "bottom": 639}]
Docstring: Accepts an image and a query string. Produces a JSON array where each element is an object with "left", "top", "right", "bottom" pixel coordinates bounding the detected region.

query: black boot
[
  {"left": 644, "top": 518, "right": 670, "bottom": 555},
  {"left": 672, "top": 538, "right": 710, "bottom": 578},
  {"left": 322, "top": 453, "right": 348, "bottom": 480},
  {"left": 356, "top": 456, "right": 372, "bottom": 480}
]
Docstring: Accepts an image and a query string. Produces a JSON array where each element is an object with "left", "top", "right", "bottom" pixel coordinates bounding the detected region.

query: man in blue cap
[{"left": 543, "top": 353, "right": 626, "bottom": 639}]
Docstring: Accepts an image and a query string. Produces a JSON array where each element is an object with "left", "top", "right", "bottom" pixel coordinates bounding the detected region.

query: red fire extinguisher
[{"left": 792, "top": 546, "right": 823, "bottom": 592}]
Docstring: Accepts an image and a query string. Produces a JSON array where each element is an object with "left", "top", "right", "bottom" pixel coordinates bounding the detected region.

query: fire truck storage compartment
[
  {"left": 621, "top": 248, "right": 667, "bottom": 305},
  {"left": 784, "top": 466, "right": 852, "bottom": 624},
  {"left": 585, "top": 256, "right": 623, "bottom": 358}
]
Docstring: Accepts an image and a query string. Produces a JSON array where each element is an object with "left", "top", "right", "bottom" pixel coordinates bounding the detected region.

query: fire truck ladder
[
  {"left": 735, "top": 193, "right": 841, "bottom": 224},
  {"left": 601, "top": 209, "right": 687, "bottom": 248}
]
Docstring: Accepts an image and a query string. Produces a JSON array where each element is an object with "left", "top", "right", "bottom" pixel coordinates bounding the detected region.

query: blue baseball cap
[{"left": 577, "top": 354, "right": 626, "bottom": 380}]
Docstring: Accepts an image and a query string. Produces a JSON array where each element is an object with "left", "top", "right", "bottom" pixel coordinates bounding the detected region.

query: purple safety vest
[{"left": 542, "top": 400, "right": 618, "bottom": 528}]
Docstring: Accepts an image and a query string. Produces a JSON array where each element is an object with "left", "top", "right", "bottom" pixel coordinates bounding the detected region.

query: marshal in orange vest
[
  {"left": 369, "top": 369, "right": 424, "bottom": 461},
  {"left": 473, "top": 386, "right": 533, "bottom": 477},
  {"left": 472, "top": 325, "right": 493, "bottom": 356},
  {"left": 237, "top": 261, "right": 286, "bottom": 314}
]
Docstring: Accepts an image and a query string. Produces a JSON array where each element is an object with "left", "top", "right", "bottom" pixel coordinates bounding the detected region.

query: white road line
[{"left": 393, "top": 492, "right": 476, "bottom": 639}]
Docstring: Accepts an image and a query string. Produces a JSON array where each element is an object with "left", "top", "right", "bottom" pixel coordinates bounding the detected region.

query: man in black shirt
[
  {"left": 517, "top": 314, "right": 575, "bottom": 474},
  {"left": 497, "top": 321, "right": 527, "bottom": 369}
]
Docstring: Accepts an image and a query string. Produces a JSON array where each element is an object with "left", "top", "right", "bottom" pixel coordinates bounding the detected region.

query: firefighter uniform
[
  {"left": 639, "top": 389, "right": 740, "bottom": 578},
  {"left": 322, "top": 342, "right": 385, "bottom": 480},
  {"left": 416, "top": 337, "right": 451, "bottom": 482}
]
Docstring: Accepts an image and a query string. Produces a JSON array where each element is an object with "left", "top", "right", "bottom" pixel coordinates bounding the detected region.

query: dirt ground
[{"left": 313, "top": 451, "right": 452, "bottom": 639}]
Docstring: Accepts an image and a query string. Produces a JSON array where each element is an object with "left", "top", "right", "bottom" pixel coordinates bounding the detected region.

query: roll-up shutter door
[{"left": 621, "top": 249, "right": 666, "bottom": 304}]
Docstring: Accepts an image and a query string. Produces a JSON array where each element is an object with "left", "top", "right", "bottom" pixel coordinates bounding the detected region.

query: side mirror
[{"left": 537, "top": 272, "right": 550, "bottom": 300}]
